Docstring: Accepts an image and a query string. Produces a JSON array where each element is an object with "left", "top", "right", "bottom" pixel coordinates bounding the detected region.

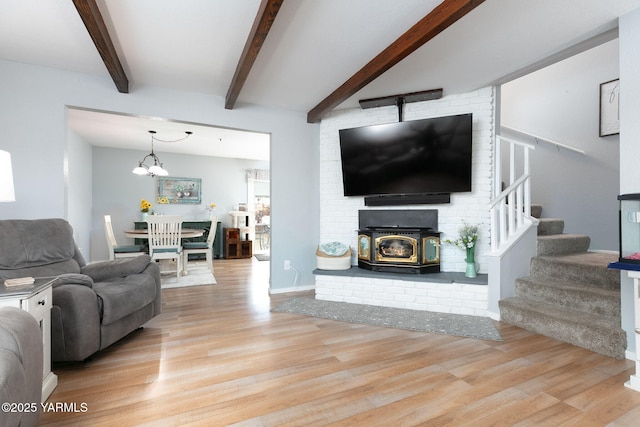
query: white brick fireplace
[{"left": 316, "top": 87, "right": 496, "bottom": 316}]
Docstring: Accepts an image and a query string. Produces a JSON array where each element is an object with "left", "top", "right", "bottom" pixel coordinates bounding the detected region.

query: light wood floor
[{"left": 39, "top": 258, "right": 640, "bottom": 426}]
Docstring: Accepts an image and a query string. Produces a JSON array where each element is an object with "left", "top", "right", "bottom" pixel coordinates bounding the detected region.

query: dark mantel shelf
[{"left": 313, "top": 266, "right": 488, "bottom": 286}]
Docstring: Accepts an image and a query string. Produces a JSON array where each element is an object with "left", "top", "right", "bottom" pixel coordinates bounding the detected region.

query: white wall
[
  {"left": 319, "top": 87, "right": 495, "bottom": 273},
  {"left": 619, "top": 8, "right": 640, "bottom": 357},
  {"left": 501, "top": 40, "right": 620, "bottom": 250},
  {"left": 0, "top": 59, "right": 319, "bottom": 291},
  {"left": 90, "top": 146, "right": 268, "bottom": 262}
]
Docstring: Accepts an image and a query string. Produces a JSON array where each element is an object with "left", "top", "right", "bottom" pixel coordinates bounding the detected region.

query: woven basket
[{"left": 316, "top": 246, "right": 352, "bottom": 270}]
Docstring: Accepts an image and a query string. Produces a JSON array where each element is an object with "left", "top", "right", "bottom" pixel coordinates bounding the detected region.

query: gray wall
[
  {"left": 0, "top": 59, "right": 319, "bottom": 291},
  {"left": 67, "top": 129, "right": 93, "bottom": 260},
  {"left": 90, "top": 146, "right": 268, "bottom": 262},
  {"left": 501, "top": 39, "right": 620, "bottom": 250}
]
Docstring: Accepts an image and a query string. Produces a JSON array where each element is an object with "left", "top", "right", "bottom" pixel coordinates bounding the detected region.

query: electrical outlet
[{"left": 284, "top": 260, "right": 291, "bottom": 270}]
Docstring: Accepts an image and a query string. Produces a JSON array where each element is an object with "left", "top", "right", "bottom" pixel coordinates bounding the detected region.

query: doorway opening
[{"left": 247, "top": 169, "right": 270, "bottom": 258}]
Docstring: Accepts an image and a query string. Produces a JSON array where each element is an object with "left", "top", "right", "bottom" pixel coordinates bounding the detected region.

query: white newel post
[{"left": 625, "top": 270, "right": 640, "bottom": 392}]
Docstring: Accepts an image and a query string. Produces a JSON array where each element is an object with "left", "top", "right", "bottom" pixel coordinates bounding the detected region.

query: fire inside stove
[
  {"left": 358, "top": 227, "right": 440, "bottom": 274},
  {"left": 377, "top": 236, "right": 417, "bottom": 262}
]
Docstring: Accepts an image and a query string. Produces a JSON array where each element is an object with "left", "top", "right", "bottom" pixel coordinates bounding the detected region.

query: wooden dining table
[
  {"left": 124, "top": 229, "right": 206, "bottom": 276},
  {"left": 123, "top": 229, "right": 205, "bottom": 239}
]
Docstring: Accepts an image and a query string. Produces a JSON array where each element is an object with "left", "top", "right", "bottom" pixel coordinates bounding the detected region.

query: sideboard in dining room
[{"left": 133, "top": 220, "right": 223, "bottom": 259}]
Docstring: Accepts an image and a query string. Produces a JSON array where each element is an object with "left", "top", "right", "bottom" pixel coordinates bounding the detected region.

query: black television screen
[{"left": 339, "top": 113, "right": 472, "bottom": 197}]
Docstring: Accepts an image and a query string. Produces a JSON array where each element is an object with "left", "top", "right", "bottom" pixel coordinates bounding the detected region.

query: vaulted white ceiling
[{"left": 1, "top": 0, "right": 639, "bottom": 159}]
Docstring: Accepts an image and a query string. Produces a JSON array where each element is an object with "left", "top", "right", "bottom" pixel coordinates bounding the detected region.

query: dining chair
[
  {"left": 182, "top": 216, "right": 217, "bottom": 275},
  {"left": 147, "top": 215, "right": 183, "bottom": 278},
  {"left": 103, "top": 214, "right": 146, "bottom": 260}
]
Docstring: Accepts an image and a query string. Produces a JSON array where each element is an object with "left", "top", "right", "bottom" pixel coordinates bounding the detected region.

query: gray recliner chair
[
  {"left": 0, "top": 219, "right": 161, "bottom": 362},
  {"left": 0, "top": 306, "right": 43, "bottom": 427}
]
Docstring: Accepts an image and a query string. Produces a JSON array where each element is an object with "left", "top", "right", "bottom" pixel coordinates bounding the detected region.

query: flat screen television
[{"left": 339, "top": 113, "right": 472, "bottom": 198}]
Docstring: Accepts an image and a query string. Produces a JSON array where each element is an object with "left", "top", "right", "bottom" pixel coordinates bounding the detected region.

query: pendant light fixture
[{"left": 132, "top": 130, "right": 192, "bottom": 177}]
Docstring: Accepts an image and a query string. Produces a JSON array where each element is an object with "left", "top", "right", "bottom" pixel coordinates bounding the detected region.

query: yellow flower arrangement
[
  {"left": 206, "top": 202, "right": 217, "bottom": 219},
  {"left": 140, "top": 199, "right": 152, "bottom": 212},
  {"left": 157, "top": 196, "right": 170, "bottom": 205}
]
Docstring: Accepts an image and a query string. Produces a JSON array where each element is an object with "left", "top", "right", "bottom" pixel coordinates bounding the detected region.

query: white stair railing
[{"left": 490, "top": 134, "right": 536, "bottom": 253}]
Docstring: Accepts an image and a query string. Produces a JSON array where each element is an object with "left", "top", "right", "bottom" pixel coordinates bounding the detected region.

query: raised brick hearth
[{"left": 314, "top": 268, "right": 488, "bottom": 317}]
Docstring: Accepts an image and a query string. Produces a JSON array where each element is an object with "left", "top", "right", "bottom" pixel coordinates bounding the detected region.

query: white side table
[{"left": 0, "top": 278, "right": 58, "bottom": 401}]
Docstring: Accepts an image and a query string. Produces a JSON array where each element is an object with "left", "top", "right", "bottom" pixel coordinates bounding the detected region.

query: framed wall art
[
  {"left": 157, "top": 177, "right": 201, "bottom": 204},
  {"left": 599, "top": 79, "right": 620, "bottom": 137}
]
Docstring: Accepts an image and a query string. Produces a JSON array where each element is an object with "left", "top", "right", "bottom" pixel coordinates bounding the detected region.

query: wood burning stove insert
[
  {"left": 357, "top": 227, "right": 440, "bottom": 274},
  {"left": 357, "top": 209, "right": 441, "bottom": 274}
]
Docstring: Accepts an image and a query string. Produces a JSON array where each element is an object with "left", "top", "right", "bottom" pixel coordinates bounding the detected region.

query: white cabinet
[{"left": 0, "top": 279, "right": 57, "bottom": 401}]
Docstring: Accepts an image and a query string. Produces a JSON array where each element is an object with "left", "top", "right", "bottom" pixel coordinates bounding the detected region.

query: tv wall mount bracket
[{"left": 359, "top": 88, "right": 443, "bottom": 122}]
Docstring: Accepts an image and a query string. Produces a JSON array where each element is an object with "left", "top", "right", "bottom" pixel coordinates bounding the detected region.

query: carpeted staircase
[{"left": 499, "top": 205, "right": 626, "bottom": 359}]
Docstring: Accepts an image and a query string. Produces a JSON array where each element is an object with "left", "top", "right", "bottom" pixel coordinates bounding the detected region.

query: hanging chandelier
[{"left": 132, "top": 130, "right": 192, "bottom": 177}]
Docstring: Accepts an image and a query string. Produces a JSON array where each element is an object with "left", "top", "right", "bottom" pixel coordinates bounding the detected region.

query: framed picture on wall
[
  {"left": 157, "top": 177, "right": 202, "bottom": 204},
  {"left": 599, "top": 79, "right": 620, "bottom": 137}
]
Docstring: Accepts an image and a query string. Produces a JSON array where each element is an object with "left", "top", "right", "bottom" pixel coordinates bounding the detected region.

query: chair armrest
[
  {"left": 141, "top": 261, "right": 162, "bottom": 316},
  {"left": 0, "top": 307, "right": 43, "bottom": 417},
  {"left": 81, "top": 255, "right": 152, "bottom": 282},
  {"left": 50, "top": 284, "right": 101, "bottom": 362},
  {"left": 52, "top": 273, "right": 94, "bottom": 289}
]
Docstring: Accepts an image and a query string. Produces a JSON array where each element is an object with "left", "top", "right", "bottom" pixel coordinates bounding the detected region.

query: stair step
[
  {"left": 531, "top": 204, "right": 542, "bottom": 219},
  {"left": 537, "top": 233, "right": 590, "bottom": 256},
  {"left": 537, "top": 218, "right": 564, "bottom": 235},
  {"left": 530, "top": 252, "right": 620, "bottom": 291},
  {"left": 499, "top": 297, "right": 626, "bottom": 359},
  {"left": 501, "top": 205, "right": 624, "bottom": 359},
  {"left": 514, "top": 276, "right": 621, "bottom": 318}
]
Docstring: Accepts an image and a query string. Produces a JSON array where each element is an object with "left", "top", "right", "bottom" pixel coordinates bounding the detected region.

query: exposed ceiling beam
[
  {"left": 306, "top": 0, "right": 486, "bottom": 123},
  {"left": 72, "top": 0, "right": 129, "bottom": 93},
  {"left": 225, "top": 0, "right": 284, "bottom": 109}
]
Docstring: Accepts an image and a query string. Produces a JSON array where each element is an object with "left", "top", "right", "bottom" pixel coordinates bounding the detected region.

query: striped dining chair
[
  {"left": 182, "top": 216, "right": 217, "bottom": 275},
  {"left": 104, "top": 215, "right": 146, "bottom": 260},
  {"left": 146, "top": 215, "right": 183, "bottom": 278}
]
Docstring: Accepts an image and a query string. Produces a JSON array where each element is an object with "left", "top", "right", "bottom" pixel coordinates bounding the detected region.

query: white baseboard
[
  {"left": 269, "top": 285, "right": 315, "bottom": 294},
  {"left": 626, "top": 349, "right": 637, "bottom": 362},
  {"left": 487, "top": 310, "right": 501, "bottom": 321}
]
